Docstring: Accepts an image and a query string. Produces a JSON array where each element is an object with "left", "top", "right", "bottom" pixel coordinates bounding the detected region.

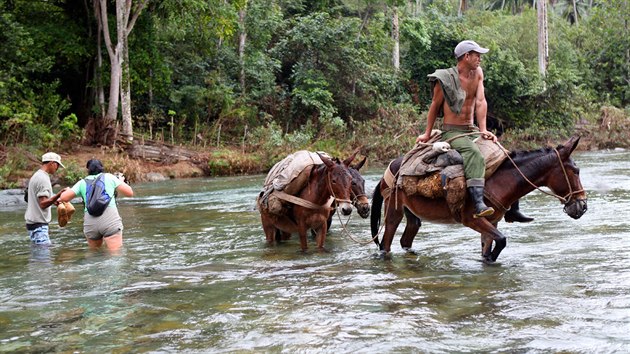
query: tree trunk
[
  {"left": 537, "top": 0, "right": 549, "bottom": 77},
  {"left": 119, "top": 0, "right": 133, "bottom": 142},
  {"left": 414, "top": 0, "right": 422, "bottom": 17},
  {"left": 238, "top": 7, "right": 247, "bottom": 94},
  {"left": 93, "top": 0, "right": 147, "bottom": 146},
  {"left": 392, "top": 6, "right": 400, "bottom": 70},
  {"left": 458, "top": 0, "right": 467, "bottom": 17},
  {"left": 572, "top": 0, "right": 579, "bottom": 26},
  {"left": 93, "top": 0, "right": 105, "bottom": 118}
]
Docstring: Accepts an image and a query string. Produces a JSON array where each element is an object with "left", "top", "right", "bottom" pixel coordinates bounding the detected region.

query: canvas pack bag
[{"left": 85, "top": 174, "right": 111, "bottom": 216}]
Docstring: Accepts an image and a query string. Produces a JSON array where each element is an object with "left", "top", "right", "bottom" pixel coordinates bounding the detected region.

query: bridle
[
  {"left": 350, "top": 188, "right": 368, "bottom": 208},
  {"left": 326, "top": 168, "right": 352, "bottom": 206},
  {"left": 502, "top": 146, "right": 585, "bottom": 205}
]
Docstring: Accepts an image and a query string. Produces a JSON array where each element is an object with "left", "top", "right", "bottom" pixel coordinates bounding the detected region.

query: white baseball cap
[
  {"left": 454, "top": 40, "right": 489, "bottom": 58},
  {"left": 42, "top": 152, "right": 65, "bottom": 168}
]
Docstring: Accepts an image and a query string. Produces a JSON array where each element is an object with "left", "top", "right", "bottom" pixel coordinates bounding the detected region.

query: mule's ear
[
  {"left": 343, "top": 149, "right": 359, "bottom": 167},
  {"left": 565, "top": 136, "right": 581, "bottom": 155},
  {"left": 353, "top": 156, "right": 367, "bottom": 171},
  {"left": 318, "top": 153, "right": 335, "bottom": 168}
]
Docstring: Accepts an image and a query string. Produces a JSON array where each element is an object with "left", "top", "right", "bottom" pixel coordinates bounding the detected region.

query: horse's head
[
  {"left": 349, "top": 156, "right": 370, "bottom": 218},
  {"left": 319, "top": 153, "right": 353, "bottom": 216},
  {"left": 547, "top": 136, "right": 587, "bottom": 219}
]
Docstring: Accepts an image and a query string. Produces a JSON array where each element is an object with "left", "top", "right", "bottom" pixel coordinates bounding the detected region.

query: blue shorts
[{"left": 27, "top": 224, "right": 51, "bottom": 246}]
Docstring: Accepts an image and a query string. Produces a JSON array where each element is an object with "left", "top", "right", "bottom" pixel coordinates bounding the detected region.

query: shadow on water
[{"left": 0, "top": 151, "right": 629, "bottom": 352}]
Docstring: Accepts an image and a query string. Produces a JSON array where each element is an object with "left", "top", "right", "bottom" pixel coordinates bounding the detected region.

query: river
[{"left": 0, "top": 150, "right": 629, "bottom": 352}]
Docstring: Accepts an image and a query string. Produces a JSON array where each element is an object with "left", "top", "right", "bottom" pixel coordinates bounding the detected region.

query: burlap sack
[
  {"left": 401, "top": 172, "right": 444, "bottom": 199},
  {"left": 476, "top": 138, "right": 507, "bottom": 178},
  {"left": 444, "top": 176, "right": 466, "bottom": 220}
]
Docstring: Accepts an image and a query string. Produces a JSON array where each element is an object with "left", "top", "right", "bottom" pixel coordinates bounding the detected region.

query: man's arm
[
  {"left": 38, "top": 188, "right": 67, "bottom": 209},
  {"left": 417, "top": 83, "right": 444, "bottom": 143},
  {"left": 474, "top": 68, "right": 496, "bottom": 142}
]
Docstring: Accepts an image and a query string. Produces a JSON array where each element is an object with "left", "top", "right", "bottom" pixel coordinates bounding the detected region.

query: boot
[
  {"left": 504, "top": 200, "right": 534, "bottom": 223},
  {"left": 468, "top": 186, "right": 494, "bottom": 218}
]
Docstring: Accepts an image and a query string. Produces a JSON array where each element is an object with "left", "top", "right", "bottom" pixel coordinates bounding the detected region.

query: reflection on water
[{"left": 0, "top": 150, "right": 629, "bottom": 352}]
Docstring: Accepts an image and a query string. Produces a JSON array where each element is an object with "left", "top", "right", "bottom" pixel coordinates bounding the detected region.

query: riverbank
[{"left": 1, "top": 105, "right": 628, "bottom": 190}]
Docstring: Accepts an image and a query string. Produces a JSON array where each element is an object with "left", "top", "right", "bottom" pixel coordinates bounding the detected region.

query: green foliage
[
  {"left": 0, "top": 152, "right": 28, "bottom": 189},
  {"left": 582, "top": 0, "right": 630, "bottom": 107},
  {"left": 0, "top": 0, "right": 87, "bottom": 150},
  {"left": 57, "top": 160, "right": 84, "bottom": 186},
  {"left": 402, "top": 8, "right": 463, "bottom": 107},
  {"left": 1, "top": 0, "right": 629, "bottom": 174}
]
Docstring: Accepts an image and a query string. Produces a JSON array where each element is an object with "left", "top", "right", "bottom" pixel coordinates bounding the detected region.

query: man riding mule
[
  {"left": 371, "top": 136, "right": 587, "bottom": 262},
  {"left": 257, "top": 151, "right": 360, "bottom": 251},
  {"left": 417, "top": 40, "right": 532, "bottom": 222}
]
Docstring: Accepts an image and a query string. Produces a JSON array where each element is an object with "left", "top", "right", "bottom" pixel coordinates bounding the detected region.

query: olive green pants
[{"left": 441, "top": 128, "right": 485, "bottom": 186}]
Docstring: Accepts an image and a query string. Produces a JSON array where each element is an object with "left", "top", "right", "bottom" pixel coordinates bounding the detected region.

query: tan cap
[{"left": 42, "top": 152, "right": 65, "bottom": 168}]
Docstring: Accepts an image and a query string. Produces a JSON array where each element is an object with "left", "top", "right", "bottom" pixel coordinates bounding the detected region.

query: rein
[
  {"left": 423, "top": 130, "right": 584, "bottom": 205},
  {"left": 498, "top": 145, "right": 584, "bottom": 204}
]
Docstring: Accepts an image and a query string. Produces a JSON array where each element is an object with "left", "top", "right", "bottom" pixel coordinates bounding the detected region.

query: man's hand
[
  {"left": 416, "top": 132, "right": 431, "bottom": 144},
  {"left": 480, "top": 130, "right": 497, "bottom": 142}
]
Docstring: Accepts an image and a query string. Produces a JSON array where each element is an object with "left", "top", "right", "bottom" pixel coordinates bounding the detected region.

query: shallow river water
[{"left": 1, "top": 150, "right": 629, "bottom": 353}]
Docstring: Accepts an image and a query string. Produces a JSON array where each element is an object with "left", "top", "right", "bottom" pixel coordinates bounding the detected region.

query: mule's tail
[{"left": 370, "top": 179, "right": 384, "bottom": 248}]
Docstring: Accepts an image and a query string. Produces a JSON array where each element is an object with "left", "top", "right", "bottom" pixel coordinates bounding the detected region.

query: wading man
[{"left": 24, "top": 152, "right": 67, "bottom": 245}]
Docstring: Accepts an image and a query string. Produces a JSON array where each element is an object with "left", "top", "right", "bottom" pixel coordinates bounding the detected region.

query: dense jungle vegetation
[{"left": 0, "top": 0, "right": 628, "bottom": 187}]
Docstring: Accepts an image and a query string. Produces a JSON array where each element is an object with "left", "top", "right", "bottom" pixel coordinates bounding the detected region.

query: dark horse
[
  {"left": 259, "top": 153, "right": 355, "bottom": 251},
  {"left": 370, "top": 136, "right": 587, "bottom": 262},
  {"left": 328, "top": 156, "right": 370, "bottom": 225}
]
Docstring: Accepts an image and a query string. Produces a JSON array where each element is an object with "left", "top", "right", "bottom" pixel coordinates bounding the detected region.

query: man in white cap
[
  {"left": 416, "top": 40, "right": 532, "bottom": 222},
  {"left": 24, "top": 152, "right": 68, "bottom": 245}
]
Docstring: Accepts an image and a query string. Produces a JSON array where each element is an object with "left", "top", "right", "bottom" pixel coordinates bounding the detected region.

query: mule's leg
[
  {"left": 315, "top": 222, "right": 328, "bottom": 250},
  {"left": 381, "top": 196, "right": 404, "bottom": 253},
  {"left": 260, "top": 213, "right": 278, "bottom": 244},
  {"left": 480, "top": 233, "right": 494, "bottom": 262},
  {"left": 463, "top": 217, "right": 507, "bottom": 262},
  {"left": 400, "top": 207, "right": 421, "bottom": 251},
  {"left": 298, "top": 228, "right": 308, "bottom": 251},
  {"left": 488, "top": 227, "right": 507, "bottom": 262}
]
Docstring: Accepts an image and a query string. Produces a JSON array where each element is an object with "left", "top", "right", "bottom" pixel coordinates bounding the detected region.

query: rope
[
  {"left": 327, "top": 167, "right": 378, "bottom": 245},
  {"left": 495, "top": 143, "right": 584, "bottom": 204},
  {"left": 419, "top": 132, "right": 583, "bottom": 204}
]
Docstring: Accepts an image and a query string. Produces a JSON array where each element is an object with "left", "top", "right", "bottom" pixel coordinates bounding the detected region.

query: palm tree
[{"left": 550, "top": 0, "right": 589, "bottom": 25}]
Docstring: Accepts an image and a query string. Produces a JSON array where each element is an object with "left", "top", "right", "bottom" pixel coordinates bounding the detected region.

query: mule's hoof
[
  {"left": 373, "top": 250, "right": 389, "bottom": 260},
  {"left": 402, "top": 247, "right": 418, "bottom": 255},
  {"left": 481, "top": 256, "right": 499, "bottom": 265}
]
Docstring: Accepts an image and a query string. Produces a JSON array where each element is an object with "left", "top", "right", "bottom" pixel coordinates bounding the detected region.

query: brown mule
[
  {"left": 259, "top": 153, "right": 355, "bottom": 251},
  {"left": 371, "top": 136, "right": 587, "bottom": 263}
]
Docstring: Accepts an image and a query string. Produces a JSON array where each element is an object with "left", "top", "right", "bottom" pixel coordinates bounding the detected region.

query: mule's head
[
  {"left": 547, "top": 136, "right": 587, "bottom": 219},
  {"left": 320, "top": 153, "right": 353, "bottom": 216},
  {"left": 349, "top": 157, "right": 370, "bottom": 218}
]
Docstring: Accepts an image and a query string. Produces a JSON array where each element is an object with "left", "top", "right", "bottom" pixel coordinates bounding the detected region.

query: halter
[
  {"left": 351, "top": 190, "right": 368, "bottom": 207},
  {"left": 501, "top": 146, "right": 585, "bottom": 205},
  {"left": 326, "top": 170, "right": 352, "bottom": 205},
  {"left": 326, "top": 167, "right": 379, "bottom": 245}
]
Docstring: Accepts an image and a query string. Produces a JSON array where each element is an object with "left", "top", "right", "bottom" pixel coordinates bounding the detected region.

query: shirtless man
[{"left": 417, "top": 40, "right": 533, "bottom": 221}]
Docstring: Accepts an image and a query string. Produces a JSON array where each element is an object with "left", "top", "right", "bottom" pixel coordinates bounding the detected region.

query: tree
[
  {"left": 537, "top": 0, "right": 548, "bottom": 76},
  {"left": 91, "top": 0, "right": 148, "bottom": 145},
  {"left": 392, "top": 5, "right": 400, "bottom": 69}
]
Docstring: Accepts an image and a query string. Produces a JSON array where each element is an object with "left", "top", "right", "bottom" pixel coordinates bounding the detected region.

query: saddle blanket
[{"left": 259, "top": 151, "right": 332, "bottom": 211}]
